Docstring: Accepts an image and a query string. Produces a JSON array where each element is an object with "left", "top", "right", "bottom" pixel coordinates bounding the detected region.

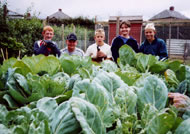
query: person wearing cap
[
  {"left": 61, "top": 33, "right": 84, "bottom": 56},
  {"left": 34, "top": 25, "right": 61, "bottom": 57},
  {"left": 111, "top": 20, "right": 139, "bottom": 63},
  {"left": 139, "top": 23, "right": 168, "bottom": 60},
  {"left": 85, "top": 28, "right": 112, "bottom": 63}
]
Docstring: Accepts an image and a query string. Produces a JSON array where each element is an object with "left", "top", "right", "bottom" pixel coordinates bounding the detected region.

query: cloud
[{"left": 7, "top": 0, "right": 190, "bottom": 20}]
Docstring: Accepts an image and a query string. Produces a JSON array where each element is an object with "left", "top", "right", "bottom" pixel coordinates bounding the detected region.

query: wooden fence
[{"left": 166, "top": 39, "right": 190, "bottom": 60}]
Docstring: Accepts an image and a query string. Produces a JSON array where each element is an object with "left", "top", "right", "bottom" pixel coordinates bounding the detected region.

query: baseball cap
[{"left": 67, "top": 33, "right": 77, "bottom": 41}]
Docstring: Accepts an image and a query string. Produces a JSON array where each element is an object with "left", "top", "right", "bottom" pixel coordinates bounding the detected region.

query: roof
[
  {"left": 7, "top": 10, "right": 24, "bottom": 19},
  {"left": 48, "top": 9, "right": 71, "bottom": 20},
  {"left": 150, "top": 8, "right": 190, "bottom": 21},
  {"left": 109, "top": 16, "right": 143, "bottom": 21}
]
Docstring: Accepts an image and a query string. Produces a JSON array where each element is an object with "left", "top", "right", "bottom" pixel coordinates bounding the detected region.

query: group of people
[
  {"left": 34, "top": 20, "right": 168, "bottom": 63},
  {"left": 33, "top": 22, "right": 190, "bottom": 110}
]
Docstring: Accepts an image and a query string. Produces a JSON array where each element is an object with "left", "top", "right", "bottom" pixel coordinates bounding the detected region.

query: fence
[
  {"left": 56, "top": 40, "right": 95, "bottom": 52},
  {"left": 45, "top": 23, "right": 95, "bottom": 53}
]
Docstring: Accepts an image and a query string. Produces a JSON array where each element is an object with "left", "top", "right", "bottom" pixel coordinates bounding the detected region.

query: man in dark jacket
[{"left": 34, "top": 26, "right": 61, "bottom": 57}]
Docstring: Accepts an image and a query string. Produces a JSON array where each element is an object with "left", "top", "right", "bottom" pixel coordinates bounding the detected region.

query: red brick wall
[
  {"left": 109, "top": 23, "right": 142, "bottom": 46},
  {"left": 109, "top": 23, "right": 117, "bottom": 45}
]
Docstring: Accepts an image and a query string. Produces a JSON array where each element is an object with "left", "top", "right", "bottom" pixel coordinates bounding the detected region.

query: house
[
  {"left": 147, "top": 6, "right": 190, "bottom": 59},
  {"left": 108, "top": 16, "right": 143, "bottom": 45},
  {"left": 47, "top": 9, "right": 71, "bottom": 21},
  {"left": 149, "top": 6, "right": 190, "bottom": 21},
  {"left": 7, "top": 10, "right": 24, "bottom": 19},
  {"left": 2, "top": 5, "right": 24, "bottom": 19}
]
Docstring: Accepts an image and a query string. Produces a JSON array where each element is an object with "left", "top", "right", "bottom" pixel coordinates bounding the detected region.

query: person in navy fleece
[
  {"left": 139, "top": 23, "right": 168, "bottom": 60},
  {"left": 111, "top": 20, "right": 139, "bottom": 63},
  {"left": 33, "top": 25, "right": 61, "bottom": 57}
]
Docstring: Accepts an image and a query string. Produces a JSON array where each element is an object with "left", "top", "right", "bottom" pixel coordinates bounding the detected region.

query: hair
[
  {"left": 119, "top": 20, "right": 131, "bottom": 28},
  {"left": 145, "top": 23, "right": 156, "bottom": 31},
  {"left": 42, "top": 25, "right": 54, "bottom": 34},
  {"left": 95, "top": 28, "right": 105, "bottom": 36}
]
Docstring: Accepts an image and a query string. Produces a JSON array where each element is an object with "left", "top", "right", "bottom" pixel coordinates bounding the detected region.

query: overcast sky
[{"left": 6, "top": 0, "right": 190, "bottom": 21}]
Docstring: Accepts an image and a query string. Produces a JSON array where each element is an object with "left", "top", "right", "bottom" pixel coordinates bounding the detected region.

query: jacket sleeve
[
  {"left": 34, "top": 41, "right": 47, "bottom": 55},
  {"left": 158, "top": 40, "right": 168, "bottom": 60},
  {"left": 139, "top": 43, "right": 144, "bottom": 53},
  {"left": 132, "top": 40, "right": 139, "bottom": 53},
  {"left": 111, "top": 37, "right": 122, "bottom": 63}
]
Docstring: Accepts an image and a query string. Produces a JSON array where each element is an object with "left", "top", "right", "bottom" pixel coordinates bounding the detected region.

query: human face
[
  {"left": 43, "top": 30, "right": 54, "bottom": 40},
  {"left": 66, "top": 40, "right": 77, "bottom": 52},
  {"left": 120, "top": 24, "right": 130, "bottom": 37},
  {"left": 145, "top": 29, "right": 156, "bottom": 42},
  {"left": 94, "top": 33, "right": 105, "bottom": 46}
]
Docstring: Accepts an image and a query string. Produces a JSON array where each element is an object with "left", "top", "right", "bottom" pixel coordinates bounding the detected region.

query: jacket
[
  {"left": 111, "top": 35, "right": 139, "bottom": 63},
  {"left": 139, "top": 37, "right": 168, "bottom": 60}
]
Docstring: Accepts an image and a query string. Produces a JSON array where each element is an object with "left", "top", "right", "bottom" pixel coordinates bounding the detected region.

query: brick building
[{"left": 108, "top": 16, "right": 143, "bottom": 45}]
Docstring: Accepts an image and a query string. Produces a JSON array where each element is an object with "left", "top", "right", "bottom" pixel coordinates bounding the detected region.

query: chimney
[
  {"left": 59, "top": 9, "right": 62, "bottom": 12},
  {"left": 27, "top": 13, "right": 31, "bottom": 17},
  {"left": 169, "top": 6, "right": 174, "bottom": 11}
]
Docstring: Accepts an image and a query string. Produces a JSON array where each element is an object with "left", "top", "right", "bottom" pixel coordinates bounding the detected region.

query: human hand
[
  {"left": 168, "top": 92, "right": 190, "bottom": 109},
  {"left": 44, "top": 40, "right": 55, "bottom": 48},
  {"left": 97, "top": 51, "right": 106, "bottom": 58}
]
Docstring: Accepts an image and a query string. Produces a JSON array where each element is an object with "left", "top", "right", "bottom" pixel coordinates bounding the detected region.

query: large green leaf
[
  {"left": 70, "top": 97, "right": 106, "bottom": 134},
  {"left": 168, "top": 60, "right": 181, "bottom": 72},
  {"left": 146, "top": 109, "right": 176, "bottom": 134},
  {"left": 28, "top": 120, "right": 51, "bottom": 134},
  {"left": 22, "top": 55, "right": 45, "bottom": 73},
  {"left": 60, "top": 59, "right": 76, "bottom": 76},
  {"left": 136, "top": 53, "right": 157, "bottom": 73},
  {"left": 50, "top": 101, "right": 81, "bottom": 134},
  {"left": 115, "top": 86, "right": 137, "bottom": 114},
  {"left": 116, "top": 69, "right": 141, "bottom": 86},
  {"left": 0, "top": 57, "right": 17, "bottom": 74},
  {"left": 175, "top": 118, "right": 190, "bottom": 134},
  {"left": 36, "top": 97, "right": 58, "bottom": 117},
  {"left": 149, "top": 61, "right": 168, "bottom": 74},
  {"left": 0, "top": 124, "right": 11, "bottom": 134},
  {"left": 119, "top": 45, "right": 136, "bottom": 66},
  {"left": 0, "top": 104, "right": 8, "bottom": 123},
  {"left": 35, "top": 56, "right": 60, "bottom": 75},
  {"left": 13, "top": 60, "right": 32, "bottom": 77},
  {"left": 101, "top": 60, "right": 118, "bottom": 72},
  {"left": 72, "top": 79, "right": 115, "bottom": 127},
  {"left": 137, "top": 75, "right": 168, "bottom": 112}
]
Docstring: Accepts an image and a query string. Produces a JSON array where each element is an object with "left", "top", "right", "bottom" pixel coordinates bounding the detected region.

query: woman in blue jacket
[
  {"left": 111, "top": 20, "right": 139, "bottom": 63},
  {"left": 139, "top": 23, "right": 168, "bottom": 60}
]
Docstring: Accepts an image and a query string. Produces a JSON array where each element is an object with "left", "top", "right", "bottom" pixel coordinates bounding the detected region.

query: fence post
[
  {"left": 84, "top": 29, "right": 87, "bottom": 51},
  {"left": 116, "top": 16, "right": 120, "bottom": 36},
  {"left": 62, "top": 24, "right": 64, "bottom": 49},
  {"left": 168, "top": 21, "right": 171, "bottom": 58},
  {"left": 72, "top": 24, "right": 76, "bottom": 34},
  {"left": 3, "top": 5, "right": 7, "bottom": 20}
]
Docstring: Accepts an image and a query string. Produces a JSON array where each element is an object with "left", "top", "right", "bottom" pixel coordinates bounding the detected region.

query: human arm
[
  {"left": 158, "top": 39, "right": 168, "bottom": 60},
  {"left": 34, "top": 41, "right": 48, "bottom": 55},
  {"left": 127, "top": 39, "right": 139, "bottom": 53},
  {"left": 111, "top": 37, "right": 123, "bottom": 63}
]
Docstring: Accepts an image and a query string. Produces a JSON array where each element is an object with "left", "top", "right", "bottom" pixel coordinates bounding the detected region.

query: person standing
[
  {"left": 34, "top": 25, "right": 61, "bottom": 57},
  {"left": 139, "top": 23, "right": 168, "bottom": 60},
  {"left": 61, "top": 33, "right": 84, "bottom": 56},
  {"left": 111, "top": 20, "right": 139, "bottom": 63},
  {"left": 85, "top": 28, "right": 112, "bottom": 62}
]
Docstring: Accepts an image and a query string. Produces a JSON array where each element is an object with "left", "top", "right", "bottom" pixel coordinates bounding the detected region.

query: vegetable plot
[{"left": 0, "top": 46, "right": 190, "bottom": 134}]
